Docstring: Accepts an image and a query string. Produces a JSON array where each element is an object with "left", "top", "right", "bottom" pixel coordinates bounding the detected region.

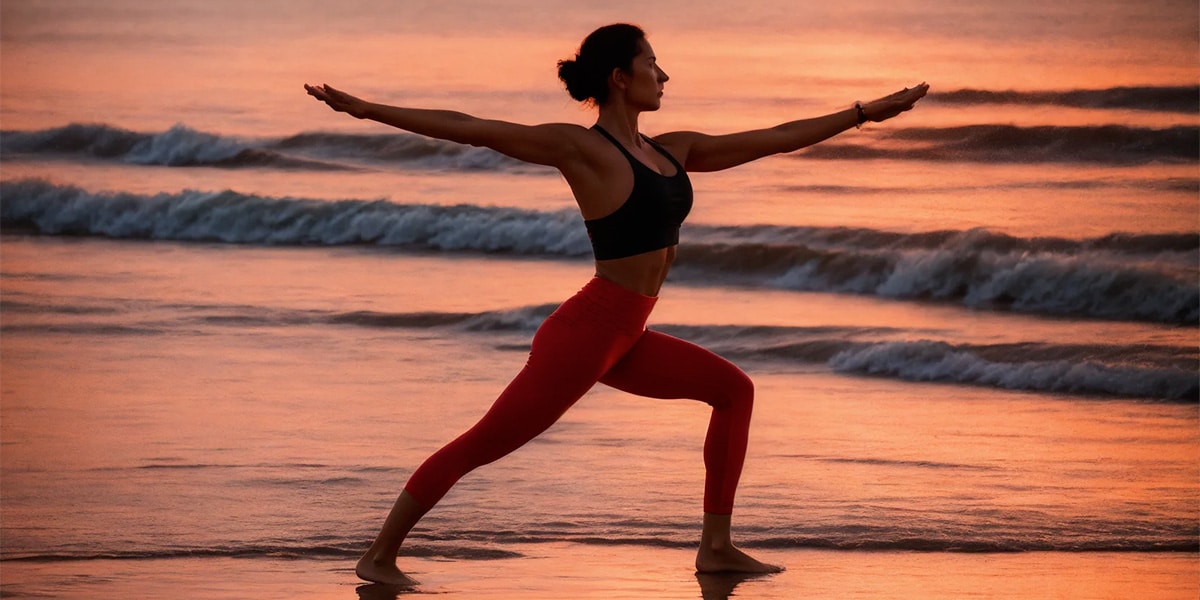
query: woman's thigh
[{"left": 599, "top": 330, "right": 752, "bottom": 406}]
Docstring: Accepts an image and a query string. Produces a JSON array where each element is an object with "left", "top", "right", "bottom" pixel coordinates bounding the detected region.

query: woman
[{"left": 306, "top": 23, "right": 928, "bottom": 586}]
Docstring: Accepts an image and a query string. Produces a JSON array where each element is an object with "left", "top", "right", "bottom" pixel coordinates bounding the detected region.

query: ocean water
[{"left": 1, "top": 0, "right": 1197, "bottom": 595}]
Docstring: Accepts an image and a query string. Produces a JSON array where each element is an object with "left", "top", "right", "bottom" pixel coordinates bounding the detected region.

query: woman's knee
[{"left": 708, "top": 367, "right": 754, "bottom": 412}]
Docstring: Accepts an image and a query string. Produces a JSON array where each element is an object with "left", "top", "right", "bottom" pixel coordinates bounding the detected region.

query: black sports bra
[{"left": 584, "top": 125, "right": 693, "bottom": 260}]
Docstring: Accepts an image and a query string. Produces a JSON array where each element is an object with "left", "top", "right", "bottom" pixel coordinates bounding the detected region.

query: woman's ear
[{"left": 609, "top": 68, "right": 628, "bottom": 92}]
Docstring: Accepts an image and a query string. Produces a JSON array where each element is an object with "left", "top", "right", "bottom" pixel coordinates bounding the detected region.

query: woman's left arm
[{"left": 657, "top": 83, "right": 928, "bottom": 172}]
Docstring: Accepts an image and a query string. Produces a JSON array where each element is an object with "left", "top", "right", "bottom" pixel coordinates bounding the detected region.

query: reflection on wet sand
[{"left": 697, "top": 570, "right": 773, "bottom": 600}]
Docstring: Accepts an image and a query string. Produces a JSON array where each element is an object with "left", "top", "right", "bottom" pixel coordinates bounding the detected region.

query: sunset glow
[{"left": 2, "top": 0, "right": 1197, "bottom": 598}]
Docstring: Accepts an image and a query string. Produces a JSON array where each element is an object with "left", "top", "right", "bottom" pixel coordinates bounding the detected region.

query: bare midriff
[{"left": 593, "top": 246, "right": 677, "bottom": 297}]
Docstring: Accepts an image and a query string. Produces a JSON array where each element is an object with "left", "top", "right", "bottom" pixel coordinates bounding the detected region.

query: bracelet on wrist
[{"left": 854, "top": 102, "right": 868, "bottom": 129}]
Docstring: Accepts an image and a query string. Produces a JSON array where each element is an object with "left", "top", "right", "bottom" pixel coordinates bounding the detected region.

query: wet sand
[{"left": 3, "top": 543, "right": 1196, "bottom": 599}]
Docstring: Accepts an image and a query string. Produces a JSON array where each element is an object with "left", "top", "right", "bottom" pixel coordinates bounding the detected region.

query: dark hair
[{"left": 557, "top": 23, "right": 646, "bottom": 105}]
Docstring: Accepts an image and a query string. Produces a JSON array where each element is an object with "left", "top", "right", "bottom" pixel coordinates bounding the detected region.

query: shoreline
[{"left": 3, "top": 544, "right": 1197, "bottom": 599}]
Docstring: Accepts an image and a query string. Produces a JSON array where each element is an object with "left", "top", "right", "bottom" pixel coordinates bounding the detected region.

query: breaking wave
[
  {"left": 5, "top": 297, "right": 1194, "bottom": 401},
  {"left": 3, "top": 179, "right": 1195, "bottom": 324},
  {"left": 0, "top": 123, "right": 529, "bottom": 171}
]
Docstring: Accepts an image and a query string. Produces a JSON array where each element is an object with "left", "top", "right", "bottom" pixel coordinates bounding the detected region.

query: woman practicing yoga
[{"left": 305, "top": 22, "right": 927, "bottom": 586}]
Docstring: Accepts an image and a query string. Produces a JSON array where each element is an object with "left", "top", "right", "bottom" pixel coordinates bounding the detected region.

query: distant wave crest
[
  {"left": 0, "top": 123, "right": 529, "bottom": 171},
  {"left": 933, "top": 85, "right": 1200, "bottom": 114},
  {"left": 0, "top": 123, "right": 349, "bottom": 170},
  {"left": 802, "top": 124, "right": 1199, "bottom": 164},
  {"left": 5, "top": 118, "right": 1196, "bottom": 170}
]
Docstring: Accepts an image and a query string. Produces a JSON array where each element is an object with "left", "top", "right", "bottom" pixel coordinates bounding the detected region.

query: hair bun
[
  {"left": 556, "top": 24, "right": 645, "bottom": 106},
  {"left": 556, "top": 58, "right": 592, "bottom": 103}
]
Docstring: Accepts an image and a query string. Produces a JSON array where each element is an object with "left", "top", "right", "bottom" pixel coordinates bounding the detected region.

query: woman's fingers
[
  {"left": 304, "top": 83, "right": 366, "bottom": 118},
  {"left": 304, "top": 83, "right": 347, "bottom": 112},
  {"left": 886, "top": 84, "right": 929, "bottom": 112},
  {"left": 880, "top": 83, "right": 928, "bottom": 104},
  {"left": 304, "top": 83, "right": 331, "bottom": 102},
  {"left": 863, "top": 82, "right": 930, "bottom": 122}
]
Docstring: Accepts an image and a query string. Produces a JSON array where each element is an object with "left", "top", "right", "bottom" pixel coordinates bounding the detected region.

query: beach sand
[{"left": 3, "top": 544, "right": 1196, "bottom": 599}]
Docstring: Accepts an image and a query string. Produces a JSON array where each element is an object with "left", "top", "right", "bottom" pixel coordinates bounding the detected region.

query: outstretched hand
[
  {"left": 304, "top": 83, "right": 369, "bottom": 119},
  {"left": 862, "top": 82, "right": 929, "bottom": 123}
]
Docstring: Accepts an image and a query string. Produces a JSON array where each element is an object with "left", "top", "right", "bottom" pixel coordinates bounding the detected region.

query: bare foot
[
  {"left": 355, "top": 554, "right": 419, "bottom": 587},
  {"left": 695, "top": 543, "right": 784, "bottom": 574}
]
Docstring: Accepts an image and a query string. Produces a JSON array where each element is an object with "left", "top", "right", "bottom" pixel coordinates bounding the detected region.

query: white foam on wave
[
  {"left": 0, "top": 179, "right": 592, "bottom": 255},
  {"left": 123, "top": 124, "right": 248, "bottom": 166},
  {"left": 4, "top": 179, "right": 1196, "bottom": 324},
  {"left": 828, "top": 340, "right": 1197, "bottom": 401}
]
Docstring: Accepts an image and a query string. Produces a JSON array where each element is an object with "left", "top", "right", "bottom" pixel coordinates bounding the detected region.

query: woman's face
[{"left": 619, "top": 39, "right": 670, "bottom": 111}]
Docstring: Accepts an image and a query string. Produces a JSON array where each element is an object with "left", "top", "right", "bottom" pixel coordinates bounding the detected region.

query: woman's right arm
[{"left": 304, "top": 84, "right": 585, "bottom": 168}]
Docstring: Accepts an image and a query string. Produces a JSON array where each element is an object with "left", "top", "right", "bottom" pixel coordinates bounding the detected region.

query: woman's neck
[{"left": 595, "top": 105, "right": 643, "bottom": 146}]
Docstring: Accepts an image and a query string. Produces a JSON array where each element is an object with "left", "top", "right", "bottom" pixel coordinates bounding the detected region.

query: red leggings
[{"left": 404, "top": 276, "right": 754, "bottom": 515}]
